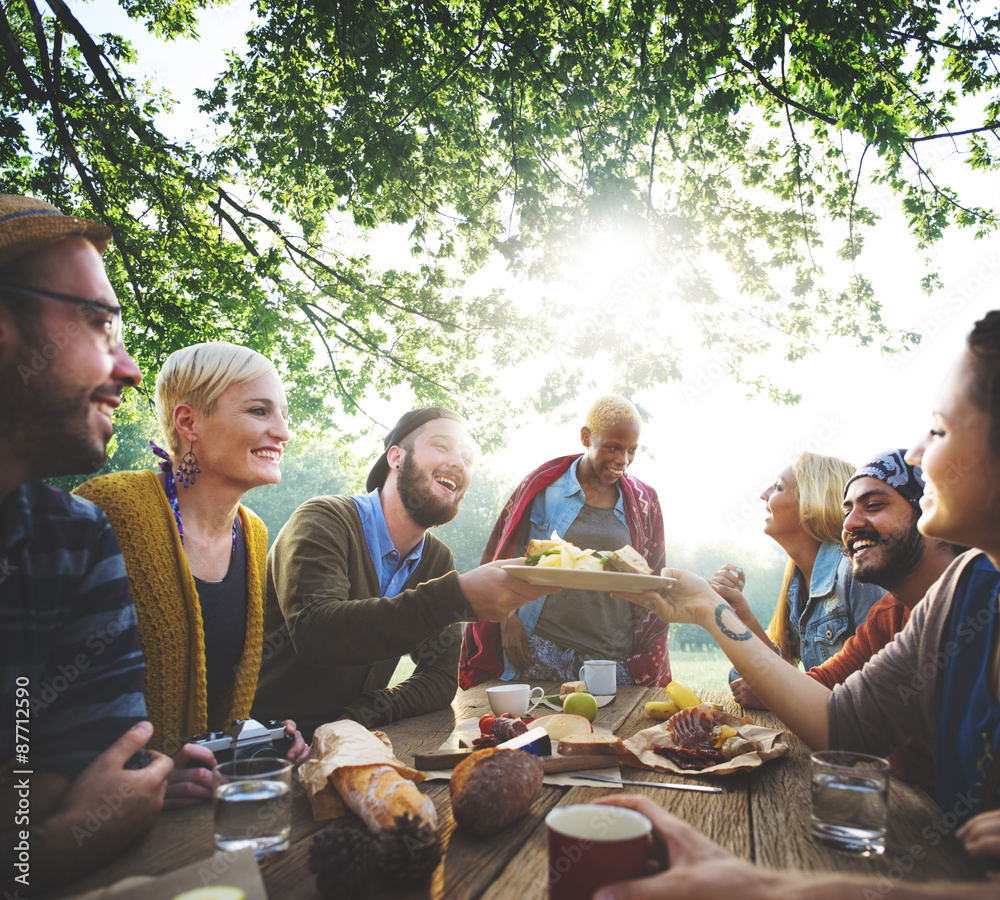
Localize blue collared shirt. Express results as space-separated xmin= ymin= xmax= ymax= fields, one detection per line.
xmin=501 ymin=459 xmax=629 ymax=679
xmin=352 ymin=489 xmax=426 ymax=597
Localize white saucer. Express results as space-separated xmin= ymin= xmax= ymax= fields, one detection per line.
xmin=541 ymin=694 xmax=616 ymax=711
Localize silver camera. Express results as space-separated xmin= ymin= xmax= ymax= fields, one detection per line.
xmin=190 ymin=718 xmax=292 ymax=763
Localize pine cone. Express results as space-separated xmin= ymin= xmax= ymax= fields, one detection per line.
xmin=309 ymin=819 xmax=379 ymax=898
xmin=377 ymin=813 xmax=443 ymax=883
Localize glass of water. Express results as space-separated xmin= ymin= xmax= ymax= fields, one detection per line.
xmin=810 ymin=750 xmax=890 ymax=857
xmin=213 ymin=757 xmax=293 ymax=858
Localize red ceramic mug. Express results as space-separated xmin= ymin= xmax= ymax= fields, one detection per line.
xmin=546 ymin=804 xmax=652 ymax=900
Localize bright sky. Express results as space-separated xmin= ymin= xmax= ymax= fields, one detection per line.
xmin=81 ymin=1 xmax=999 ymax=554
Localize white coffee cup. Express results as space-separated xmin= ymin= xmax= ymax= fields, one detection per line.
xmin=486 ymin=683 xmax=545 ymax=717
xmin=579 ymin=659 xmax=617 ymax=696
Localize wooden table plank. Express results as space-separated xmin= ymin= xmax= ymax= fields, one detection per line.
xmin=350 ymin=683 xmax=647 ymax=900
xmin=747 ymin=709 xmax=985 ymax=883
xmin=46 ymin=682 xmax=982 ymax=899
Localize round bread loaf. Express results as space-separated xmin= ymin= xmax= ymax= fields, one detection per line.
xmin=449 ymin=748 xmax=543 ymax=835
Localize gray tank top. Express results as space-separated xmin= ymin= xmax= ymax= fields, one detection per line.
xmin=533 ymin=503 xmax=634 ymax=659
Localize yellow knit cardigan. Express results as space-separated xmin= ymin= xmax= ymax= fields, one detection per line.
xmin=74 ymin=470 xmax=266 ymax=754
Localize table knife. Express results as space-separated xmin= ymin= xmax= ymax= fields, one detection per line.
xmin=413 ymin=747 xmax=616 ymax=773
xmin=570 ymin=772 xmax=724 ymax=792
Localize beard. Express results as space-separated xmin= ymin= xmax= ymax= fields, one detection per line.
xmin=396 ymin=452 xmax=464 ymax=529
xmin=2 ymin=360 xmax=110 ymax=477
xmin=850 ymin=517 xmax=925 ymax=592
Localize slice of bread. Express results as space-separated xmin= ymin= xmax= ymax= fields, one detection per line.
xmin=604 ymin=545 xmax=652 ymax=575
xmin=559 ymin=680 xmax=588 ymax=697
xmin=557 ymin=733 xmax=624 ymax=756
xmin=526 ymin=539 xmax=562 ymax=558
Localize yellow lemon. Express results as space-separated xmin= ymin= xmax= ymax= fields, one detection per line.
xmin=562 ymin=691 xmax=598 ymax=722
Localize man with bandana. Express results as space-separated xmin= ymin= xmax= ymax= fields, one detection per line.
xmin=729 ymin=449 xmax=959 ymax=788
xmin=253 ymin=407 xmax=551 ymax=737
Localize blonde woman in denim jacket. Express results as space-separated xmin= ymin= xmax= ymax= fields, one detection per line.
xmin=715 ymin=451 xmax=883 ymax=706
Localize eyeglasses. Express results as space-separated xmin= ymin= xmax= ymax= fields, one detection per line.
xmin=0 ymin=283 xmax=122 ymax=353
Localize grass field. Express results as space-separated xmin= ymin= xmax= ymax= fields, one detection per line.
xmin=388 ymin=647 xmax=734 ymax=692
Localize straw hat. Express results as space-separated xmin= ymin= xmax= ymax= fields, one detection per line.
xmin=0 ymin=194 xmax=111 ymax=268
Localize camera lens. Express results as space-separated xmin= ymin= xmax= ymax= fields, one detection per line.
xmin=233 ymin=741 xmax=283 ymax=763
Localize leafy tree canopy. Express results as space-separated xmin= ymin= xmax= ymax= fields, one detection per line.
xmin=3 ymin=0 xmax=997 ymax=438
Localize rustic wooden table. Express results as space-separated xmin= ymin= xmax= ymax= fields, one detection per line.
xmin=53 ymin=683 xmax=985 ymax=899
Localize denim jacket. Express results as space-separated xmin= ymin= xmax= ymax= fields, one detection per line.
xmin=501 ymin=459 xmax=629 ymax=680
xmin=788 ymin=542 xmax=884 ymax=670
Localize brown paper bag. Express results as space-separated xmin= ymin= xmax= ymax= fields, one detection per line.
xmin=298 ymin=720 xmax=424 ymax=820
xmin=622 ymin=707 xmax=788 ymax=776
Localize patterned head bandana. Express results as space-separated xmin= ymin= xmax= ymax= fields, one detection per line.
xmin=844 ymin=448 xmax=925 ymax=506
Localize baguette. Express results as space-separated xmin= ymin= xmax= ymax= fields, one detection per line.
xmin=557 ymin=733 xmax=624 ymax=756
xmin=330 ymin=764 xmax=437 ymax=833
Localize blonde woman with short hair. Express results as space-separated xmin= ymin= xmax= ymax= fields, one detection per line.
xmin=76 ymin=341 xmax=308 ymax=806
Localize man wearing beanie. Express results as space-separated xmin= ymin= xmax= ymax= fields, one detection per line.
xmin=254 ymin=407 xmax=550 ymax=737
xmin=0 ymin=195 xmax=172 ymax=889
xmin=735 ymin=449 xmax=958 ymax=789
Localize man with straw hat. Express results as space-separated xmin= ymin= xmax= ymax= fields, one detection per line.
xmin=0 ymin=195 xmax=172 ymax=890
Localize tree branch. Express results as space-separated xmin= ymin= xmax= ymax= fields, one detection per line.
xmin=0 ymin=4 xmax=44 ymax=102
xmin=647 ymin=116 xmax=661 ymax=213
xmin=733 ymin=51 xmax=839 ymax=126
xmin=908 ymin=123 xmax=1000 ymax=143
xmin=215 ymin=187 xmax=489 ymax=337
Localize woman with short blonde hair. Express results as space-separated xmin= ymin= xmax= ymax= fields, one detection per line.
xmin=76 ymin=341 xmax=307 ymax=807
xmin=155 ymin=341 xmax=276 ymax=459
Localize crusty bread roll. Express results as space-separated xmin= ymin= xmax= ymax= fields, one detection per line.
xmin=556 ymin=733 xmax=624 ymax=756
xmin=331 ymin=764 xmax=437 ymax=833
xmin=449 ymin=748 xmax=543 ymax=835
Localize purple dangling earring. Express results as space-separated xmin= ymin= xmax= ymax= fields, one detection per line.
xmin=176 ymin=441 xmax=200 ymax=487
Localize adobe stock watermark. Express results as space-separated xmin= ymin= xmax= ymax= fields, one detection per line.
xmin=897 ymin=599 xmax=996 ymax=706
xmin=887 ymin=252 xmax=1000 ymax=375
xmin=860 ymin=791 xmax=980 ymax=899
xmin=70 ymin=782 xmax=138 ymax=847
xmin=679 ymin=293 xmax=806 ymax=405
xmin=16 ymin=302 xmax=107 ymax=386
xmin=10 ymin=676 xmax=32 ymax=890
xmin=724 ymin=416 xmax=844 ymax=535
xmin=28 ymin=600 xmax=139 ymax=717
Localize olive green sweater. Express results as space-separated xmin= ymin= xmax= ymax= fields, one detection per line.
xmin=252 ymin=495 xmax=474 ymax=736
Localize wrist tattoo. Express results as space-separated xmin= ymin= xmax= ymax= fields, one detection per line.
xmin=715 ymin=603 xmax=752 ymax=642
